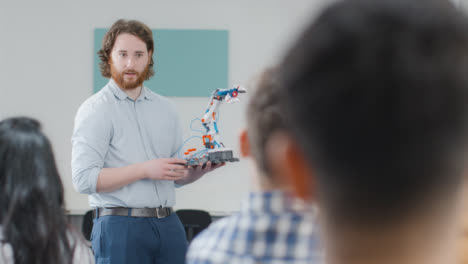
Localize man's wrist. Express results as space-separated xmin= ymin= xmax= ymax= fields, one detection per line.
xmin=132 ymin=163 xmax=147 ymax=181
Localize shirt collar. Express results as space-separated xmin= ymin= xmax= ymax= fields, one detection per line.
xmin=241 ymin=190 xmax=316 ymax=215
xmin=139 ymin=85 xmax=156 ymax=101
xmin=108 ymin=78 xmax=155 ymax=101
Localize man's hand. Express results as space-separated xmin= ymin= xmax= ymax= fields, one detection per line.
xmin=142 ymin=158 xmax=189 ymax=181
xmin=175 ymin=161 xmax=225 ymax=186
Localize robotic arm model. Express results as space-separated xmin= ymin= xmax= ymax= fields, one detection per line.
xmin=201 ymin=85 xmax=246 ymax=149
xmin=185 ymin=85 xmax=246 ymax=165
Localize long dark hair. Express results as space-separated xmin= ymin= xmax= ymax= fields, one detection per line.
xmin=0 ymin=117 xmax=74 ymax=264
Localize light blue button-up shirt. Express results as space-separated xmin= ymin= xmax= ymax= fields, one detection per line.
xmin=71 ymin=79 xmax=183 ymax=208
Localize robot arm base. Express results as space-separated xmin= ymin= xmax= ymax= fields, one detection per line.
xmin=186 ymin=149 xmax=239 ymax=166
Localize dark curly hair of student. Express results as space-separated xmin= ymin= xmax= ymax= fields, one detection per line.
xmin=279 ymin=0 xmax=468 ymax=224
xmin=0 ymin=117 xmax=75 ymax=264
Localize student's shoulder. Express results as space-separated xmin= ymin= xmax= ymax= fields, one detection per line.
xmin=187 ymin=215 xmax=243 ymax=264
xmin=190 ymin=213 xmax=241 ymax=245
xmin=0 ymin=242 xmax=13 ymax=264
xmin=67 ymin=229 xmax=95 ymax=264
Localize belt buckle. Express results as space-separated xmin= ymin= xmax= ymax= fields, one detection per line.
xmin=156 ymin=207 xmax=166 ymax=218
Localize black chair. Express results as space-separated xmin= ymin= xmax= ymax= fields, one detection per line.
xmin=81 ymin=210 xmax=94 ymax=241
xmin=176 ymin=209 xmax=212 ymax=242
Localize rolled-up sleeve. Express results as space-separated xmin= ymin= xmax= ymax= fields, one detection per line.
xmin=71 ymin=99 xmax=112 ymax=194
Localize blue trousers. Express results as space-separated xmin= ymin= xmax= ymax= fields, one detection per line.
xmin=91 ymin=213 xmax=188 ymax=264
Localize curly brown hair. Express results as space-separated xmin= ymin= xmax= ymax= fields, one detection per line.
xmin=98 ymin=19 xmax=155 ymax=79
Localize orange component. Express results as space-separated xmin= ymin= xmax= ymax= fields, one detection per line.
xmin=211 ymin=145 xmax=214 ymax=149
xmin=184 ymin=152 xmax=189 ymax=155
xmin=202 ymin=119 xmax=205 ymax=122
xmin=203 ymin=135 xmax=212 ymax=144
xmin=189 ymin=148 xmax=197 ymax=152
xmin=212 ymin=112 xmax=216 ymax=120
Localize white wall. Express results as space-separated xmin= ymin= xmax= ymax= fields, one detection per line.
xmin=0 ymin=0 xmax=330 ymax=213
xmin=462 ymin=0 xmax=468 ymax=9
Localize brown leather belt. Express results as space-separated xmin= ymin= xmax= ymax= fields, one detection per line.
xmin=93 ymin=207 xmax=173 ymax=218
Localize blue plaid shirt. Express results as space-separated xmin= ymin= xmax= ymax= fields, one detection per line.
xmin=186 ymin=191 xmax=322 ymax=264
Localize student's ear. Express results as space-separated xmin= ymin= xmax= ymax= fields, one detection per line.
xmin=239 ymin=128 xmax=251 ymax=158
xmin=266 ymin=131 xmax=317 ymax=201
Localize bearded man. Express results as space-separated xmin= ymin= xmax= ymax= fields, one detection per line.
xmin=71 ymin=19 xmax=222 ymax=264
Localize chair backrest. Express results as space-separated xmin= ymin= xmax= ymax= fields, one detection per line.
xmin=81 ymin=210 xmax=94 ymax=241
xmin=176 ymin=209 xmax=212 ymax=242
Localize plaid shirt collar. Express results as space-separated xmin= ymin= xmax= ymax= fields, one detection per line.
xmin=241 ymin=190 xmax=317 ymax=216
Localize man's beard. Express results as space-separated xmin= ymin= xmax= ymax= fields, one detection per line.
xmin=110 ymin=64 xmax=150 ymax=90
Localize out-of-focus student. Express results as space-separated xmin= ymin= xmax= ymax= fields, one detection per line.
xmin=0 ymin=117 xmax=94 ymax=264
